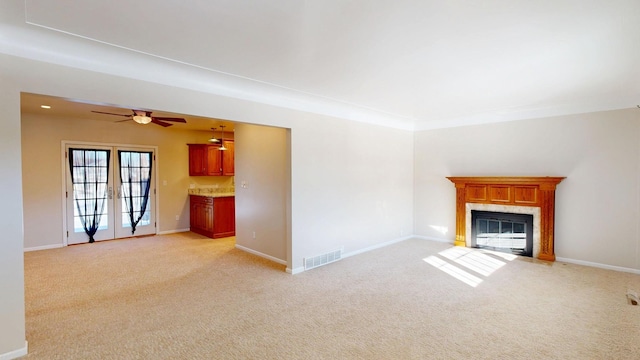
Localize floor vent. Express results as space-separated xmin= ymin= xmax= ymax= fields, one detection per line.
xmin=304 ymin=248 xmax=343 ymax=270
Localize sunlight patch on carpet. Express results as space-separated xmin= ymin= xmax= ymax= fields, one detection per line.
xmin=424 ymin=246 xmax=517 ymax=287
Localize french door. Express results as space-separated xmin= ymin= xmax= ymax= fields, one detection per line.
xmin=65 ymin=144 xmax=156 ymax=245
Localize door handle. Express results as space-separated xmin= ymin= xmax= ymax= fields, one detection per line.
xmin=108 ymin=187 xmax=113 ymax=199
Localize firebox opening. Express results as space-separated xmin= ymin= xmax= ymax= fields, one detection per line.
xmin=471 ymin=211 xmax=534 ymax=257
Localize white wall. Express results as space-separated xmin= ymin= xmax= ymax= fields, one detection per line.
xmin=0 ymin=73 xmax=27 ymax=358
xmin=234 ymin=123 xmax=289 ymax=263
xmin=0 ymin=50 xmax=416 ymax=356
xmin=290 ymin=116 xmax=414 ymax=272
xmin=414 ymin=109 xmax=640 ymax=270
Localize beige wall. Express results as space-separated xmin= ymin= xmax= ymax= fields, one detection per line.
xmin=0 ymin=72 xmax=27 ymax=359
xmin=4 ymin=34 xmax=640 ymax=360
xmin=290 ymin=115 xmax=414 ymax=272
xmin=414 ymin=109 xmax=640 ymax=270
xmin=1 ymin=51 xmax=417 ymax=356
xmin=9 ymin=53 xmax=415 ymax=271
xmin=21 ymin=113 xmax=235 ymax=249
xmin=234 ymin=123 xmax=289 ymax=262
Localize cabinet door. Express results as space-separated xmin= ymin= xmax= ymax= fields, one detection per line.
xmin=206 ymin=145 xmax=222 ymax=176
xmin=188 ymin=145 xmax=207 ymax=176
xmin=222 ymin=140 xmax=234 ymax=176
xmin=213 ymin=196 xmax=235 ymax=238
xmin=201 ymin=201 xmax=213 ymax=232
xmin=189 ymin=198 xmax=198 ymax=229
xmin=190 ymin=195 xmax=214 ymax=236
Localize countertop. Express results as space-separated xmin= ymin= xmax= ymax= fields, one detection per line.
xmin=188 ymin=188 xmax=235 ymax=198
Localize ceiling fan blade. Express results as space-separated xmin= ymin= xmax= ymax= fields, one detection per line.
xmin=151 ymin=116 xmax=186 ymax=123
xmin=115 ymin=119 xmax=132 ymax=123
xmin=91 ymin=110 xmax=132 ymax=118
xmin=151 ymin=119 xmax=173 ymax=127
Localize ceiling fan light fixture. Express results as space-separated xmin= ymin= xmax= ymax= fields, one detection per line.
xmin=91 ymin=109 xmax=185 ymax=127
xmin=133 ymin=114 xmax=152 ymax=124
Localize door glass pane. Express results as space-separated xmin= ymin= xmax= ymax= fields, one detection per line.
xmin=70 ymin=149 xmax=110 ymax=233
xmin=119 ymin=151 xmax=152 ymax=229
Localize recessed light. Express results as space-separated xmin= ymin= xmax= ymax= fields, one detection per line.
xmin=40 ymin=105 xmax=51 ymax=109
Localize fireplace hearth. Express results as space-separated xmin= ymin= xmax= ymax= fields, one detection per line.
xmin=447 ymin=177 xmax=564 ymax=261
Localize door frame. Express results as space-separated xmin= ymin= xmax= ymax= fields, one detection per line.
xmin=60 ymin=140 xmax=160 ymax=246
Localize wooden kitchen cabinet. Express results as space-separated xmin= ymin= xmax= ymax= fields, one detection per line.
xmin=187 ymin=142 xmax=233 ymax=176
xmin=190 ymin=195 xmax=213 ymax=235
xmin=221 ymin=140 xmax=234 ymax=176
xmin=189 ymin=195 xmax=235 ymax=238
xmin=212 ymin=196 xmax=235 ymax=238
xmin=188 ymin=144 xmax=207 ymax=176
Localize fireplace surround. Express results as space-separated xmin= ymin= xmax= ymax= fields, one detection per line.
xmin=447 ymin=177 xmax=565 ymax=261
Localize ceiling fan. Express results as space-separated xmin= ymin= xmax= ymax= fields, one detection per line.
xmin=91 ymin=109 xmax=187 ymax=127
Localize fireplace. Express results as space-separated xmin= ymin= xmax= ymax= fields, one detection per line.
xmin=447 ymin=177 xmax=564 ymax=261
xmin=471 ymin=210 xmax=534 ymax=257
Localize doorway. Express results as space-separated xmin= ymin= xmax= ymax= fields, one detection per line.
xmin=64 ymin=143 xmax=157 ymax=245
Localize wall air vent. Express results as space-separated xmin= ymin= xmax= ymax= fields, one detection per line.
xmin=304 ymin=248 xmax=343 ymax=271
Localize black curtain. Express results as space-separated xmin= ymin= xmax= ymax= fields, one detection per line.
xmin=119 ymin=151 xmax=152 ymax=234
xmin=69 ymin=149 xmax=110 ymax=243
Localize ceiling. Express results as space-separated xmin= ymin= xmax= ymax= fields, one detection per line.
xmin=9 ymin=1 xmax=640 ymax=130
xmin=20 ymin=92 xmax=235 ymax=132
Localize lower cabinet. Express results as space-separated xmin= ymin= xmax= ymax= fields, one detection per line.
xmin=189 ymin=195 xmax=235 ymax=238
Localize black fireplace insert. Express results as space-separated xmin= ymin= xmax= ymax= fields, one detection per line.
xmin=471 ymin=210 xmax=533 ymax=257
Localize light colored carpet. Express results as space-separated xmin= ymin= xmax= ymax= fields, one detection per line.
xmin=23 ymin=233 xmax=640 ymax=359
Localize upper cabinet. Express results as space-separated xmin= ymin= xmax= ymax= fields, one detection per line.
xmin=221 ymin=140 xmax=234 ymax=176
xmin=188 ymin=140 xmax=234 ymax=176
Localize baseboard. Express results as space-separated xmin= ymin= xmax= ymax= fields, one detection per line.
xmin=24 ymin=244 xmax=64 ymax=252
xmin=410 ymin=238 xmax=639 ymax=274
xmin=289 ymin=235 xmax=416 ymax=275
xmin=556 ymin=257 xmax=640 ymax=275
xmin=413 ymin=235 xmax=454 ymax=244
xmin=235 ymin=244 xmax=286 ymax=266
xmin=342 ymin=235 xmax=414 ymax=259
xmin=286 ymin=266 xmax=305 ymax=275
xmin=25 ymin=230 xmax=192 ymax=251
xmin=0 ymin=341 xmax=28 ymax=360
xmin=157 ymin=228 xmax=190 ymax=235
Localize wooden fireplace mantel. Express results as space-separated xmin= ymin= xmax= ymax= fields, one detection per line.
xmin=446 ymin=176 xmax=565 ymax=261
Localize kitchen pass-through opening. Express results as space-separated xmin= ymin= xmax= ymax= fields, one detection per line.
xmin=471 ymin=211 xmax=533 ymax=257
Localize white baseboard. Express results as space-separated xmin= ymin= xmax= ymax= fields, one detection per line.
xmin=235 ymin=244 xmax=286 ymax=266
xmin=0 ymin=341 xmax=28 ymax=360
xmin=414 ymin=238 xmax=640 ymax=274
xmin=24 ymin=229 xmax=192 ymax=252
xmin=413 ymin=235 xmax=454 ymax=244
xmin=286 ymin=266 xmax=305 ymax=275
xmin=157 ymin=228 xmax=190 ymax=235
xmin=342 ymin=235 xmax=414 ymax=259
xmin=24 ymin=244 xmax=64 ymax=252
xmin=556 ymin=257 xmax=640 ymax=275
xmin=290 ymin=235 xmax=415 ymax=275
